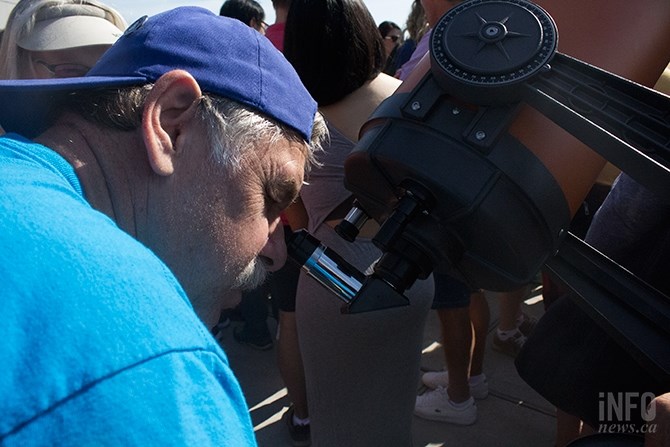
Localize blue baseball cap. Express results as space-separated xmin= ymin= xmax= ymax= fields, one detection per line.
xmin=0 ymin=6 xmax=317 ymax=141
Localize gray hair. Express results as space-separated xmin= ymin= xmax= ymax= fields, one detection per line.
xmin=199 ymin=94 xmax=326 ymax=175
xmin=62 ymin=85 xmax=327 ymax=174
xmin=0 ymin=0 xmax=128 ymax=79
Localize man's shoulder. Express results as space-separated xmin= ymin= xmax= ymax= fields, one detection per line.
xmin=0 ymin=244 xmax=233 ymax=442
xmin=0 ymin=340 xmax=253 ymax=445
xmin=0 ymin=141 xmax=233 ymax=441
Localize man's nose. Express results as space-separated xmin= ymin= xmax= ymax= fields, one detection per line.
xmin=259 ymin=219 xmax=286 ymax=272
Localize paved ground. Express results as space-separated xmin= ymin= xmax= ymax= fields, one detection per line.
xmin=217 ymin=288 xmax=557 ymax=447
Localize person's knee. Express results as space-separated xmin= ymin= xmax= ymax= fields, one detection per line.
xmin=646 ymin=393 xmax=670 ymax=447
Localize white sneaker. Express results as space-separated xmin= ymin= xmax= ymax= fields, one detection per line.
xmin=414 ymin=387 xmax=477 ymax=425
xmin=493 ymin=330 xmax=527 ymax=358
xmin=421 ymin=371 xmax=489 ymax=399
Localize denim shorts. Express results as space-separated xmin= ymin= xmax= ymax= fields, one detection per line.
xmin=431 ymin=272 xmax=473 ymax=309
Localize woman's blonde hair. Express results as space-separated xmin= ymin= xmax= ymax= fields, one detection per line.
xmin=404 ymin=0 xmax=429 ymax=42
xmin=0 ymin=0 xmax=126 ymax=79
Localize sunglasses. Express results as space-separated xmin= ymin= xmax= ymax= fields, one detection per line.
xmin=35 ymin=60 xmax=91 ymax=78
xmin=385 ymin=35 xmax=401 ymax=43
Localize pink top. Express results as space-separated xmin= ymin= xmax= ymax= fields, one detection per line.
xmin=396 ymin=29 xmax=431 ymax=81
xmin=265 ymin=22 xmax=285 ymax=52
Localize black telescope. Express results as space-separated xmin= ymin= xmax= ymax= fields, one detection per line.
xmin=288 ymin=0 xmax=670 ymax=382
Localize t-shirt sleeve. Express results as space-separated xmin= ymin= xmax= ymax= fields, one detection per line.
xmin=3 ymin=350 xmax=257 ymax=446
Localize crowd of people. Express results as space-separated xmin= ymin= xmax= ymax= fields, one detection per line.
xmin=0 ymin=0 xmax=668 ymax=446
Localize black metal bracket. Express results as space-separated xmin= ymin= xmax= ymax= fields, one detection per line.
xmin=524 ymin=53 xmax=670 ymax=199
xmin=545 ymin=234 xmax=670 ymax=383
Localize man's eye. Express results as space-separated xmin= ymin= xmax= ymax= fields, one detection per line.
xmin=264 ymin=191 xmax=285 ymax=217
xmin=265 ymin=180 xmax=297 ymax=215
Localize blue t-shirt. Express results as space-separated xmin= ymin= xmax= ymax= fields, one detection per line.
xmin=0 ymin=134 xmax=257 ymax=446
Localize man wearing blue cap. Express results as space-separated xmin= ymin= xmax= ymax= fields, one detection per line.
xmin=0 ymin=7 xmax=325 ymax=445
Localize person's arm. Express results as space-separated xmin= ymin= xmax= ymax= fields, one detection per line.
xmin=6 ymin=351 xmax=257 ymax=446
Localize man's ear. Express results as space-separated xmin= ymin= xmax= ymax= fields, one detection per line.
xmin=142 ymin=70 xmax=202 ymax=176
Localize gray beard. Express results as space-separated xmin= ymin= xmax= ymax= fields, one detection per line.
xmin=231 ymin=257 xmax=268 ymax=290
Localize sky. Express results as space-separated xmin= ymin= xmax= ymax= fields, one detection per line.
xmin=2 ymin=1 xmax=412 ymax=33
xmin=102 ymin=0 xmax=412 ymax=28
xmin=104 ymin=0 xmax=411 ymax=31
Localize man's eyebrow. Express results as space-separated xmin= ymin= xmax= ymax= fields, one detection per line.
xmin=267 ymin=176 xmax=301 ymax=206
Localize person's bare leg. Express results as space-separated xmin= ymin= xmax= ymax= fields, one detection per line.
xmin=277 ymin=310 xmax=308 ymax=419
xmin=497 ymin=286 xmax=528 ymax=331
xmin=437 ymin=307 xmax=472 ymax=403
xmin=468 ymin=290 xmax=490 ymax=377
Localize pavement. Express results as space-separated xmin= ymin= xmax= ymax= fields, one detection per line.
xmin=216 ymin=287 xmax=557 ymax=447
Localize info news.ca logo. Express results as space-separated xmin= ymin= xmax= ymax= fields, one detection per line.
xmin=598 ymin=392 xmax=657 ymax=434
